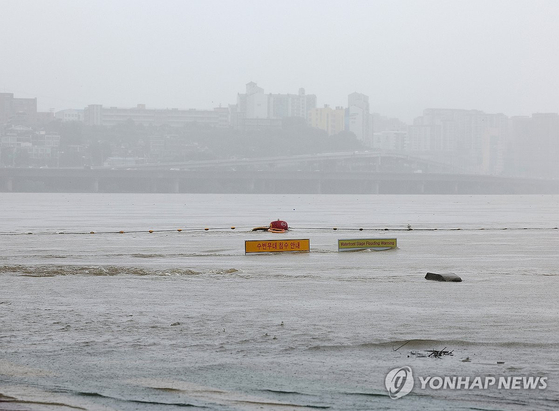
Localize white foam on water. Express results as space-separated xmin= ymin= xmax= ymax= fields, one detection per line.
xmin=127 ymin=378 xmax=322 ymax=410
xmin=0 ymin=386 xmax=117 ymax=411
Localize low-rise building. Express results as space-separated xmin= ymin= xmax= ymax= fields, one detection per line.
xmin=0 ymin=126 xmax=60 ymax=166
xmin=55 ymin=109 xmax=84 ymax=122
xmin=83 ymin=104 xmax=228 ymax=128
xmin=373 ymin=130 xmax=408 ymax=151
xmin=0 ymin=93 xmax=38 ymax=126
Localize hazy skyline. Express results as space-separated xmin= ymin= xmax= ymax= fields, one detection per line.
xmin=1 ymin=0 xmax=558 ymax=122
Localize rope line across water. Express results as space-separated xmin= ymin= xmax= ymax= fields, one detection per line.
xmin=0 ymin=226 xmax=556 ymax=236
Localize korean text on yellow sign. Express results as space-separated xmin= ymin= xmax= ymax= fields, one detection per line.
xmin=245 ymin=239 xmax=310 ymax=254
xmin=338 ymin=238 xmax=397 ymax=251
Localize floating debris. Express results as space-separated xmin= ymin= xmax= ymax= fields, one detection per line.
xmin=408 ymin=347 xmax=454 ymax=359
xmin=426 ymin=347 xmax=454 ymax=358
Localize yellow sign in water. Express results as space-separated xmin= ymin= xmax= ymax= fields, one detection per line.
xmin=245 ymin=239 xmax=310 ymax=254
xmin=338 ymin=238 xmax=397 ymax=251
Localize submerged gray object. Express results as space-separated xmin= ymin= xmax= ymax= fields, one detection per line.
xmin=425 ymin=272 xmax=462 ymax=282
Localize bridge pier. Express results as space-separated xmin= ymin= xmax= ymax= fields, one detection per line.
xmin=90 ymin=178 xmax=99 ymax=193
xmin=248 ymin=178 xmax=255 ymax=193
xmin=0 ymin=177 xmax=13 ymax=192
xmin=148 ymin=178 xmax=157 ymax=193
xmin=362 ymin=180 xmax=380 ymax=194
xmin=171 ymin=178 xmax=179 ymax=193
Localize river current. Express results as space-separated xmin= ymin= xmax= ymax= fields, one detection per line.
xmin=0 ymin=193 xmax=558 ymax=410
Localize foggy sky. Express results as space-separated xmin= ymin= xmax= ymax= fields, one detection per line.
xmin=1 ymin=0 xmax=558 ymax=122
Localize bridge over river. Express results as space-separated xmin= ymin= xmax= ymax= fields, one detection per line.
xmin=0 ymin=167 xmax=556 ymax=194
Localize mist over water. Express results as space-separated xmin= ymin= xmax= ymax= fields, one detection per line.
xmin=1 ymin=193 xmax=558 ymax=410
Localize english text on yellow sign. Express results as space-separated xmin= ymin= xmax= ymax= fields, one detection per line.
xmin=245 ymin=239 xmax=310 ymax=254
xmin=338 ymin=238 xmax=397 ymax=251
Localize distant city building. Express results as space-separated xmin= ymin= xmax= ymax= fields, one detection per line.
xmin=347 ymin=92 xmax=372 ymax=145
xmin=372 ymin=113 xmax=408 ymax=133
xmin=308 ymin=105 xmax=345 ymax=135
xmin=0 ymin=126 xmax=60 ymax=166
xmin=233 ymin=82 xmax=317 ymax=129
xmin=410 ymin=108 xmax=509 ymax=174
xmin=213 ymin=106 xmax=231 ymax=128
xmin=268 ymin=88 xmax=317 ymax=120
xmin=84 ymin=104 xmax=102 ymax=126
xmin=370 ymin=113 xmax=409 ymax=151
xmin=35 ymin=111 xmax=55 ymax=126
xmin=243 ymin=82 xmax=268 ymax=119
xmin=407 ymin=124 xmax=441 ymax=151
xmin=509 ymin=113 xmax=559 ymax=178
xmin=0 ymin=93 xmax=38 ymax=126
xmin=372 ymin=130 xmax=408 ymax=151
xmin=83 ymin=104 xmax=228 ymax=128
xmin=508 ymin=115 xmax=531 ymax=175
xmin=480 ymin=125 xmax=506 ymax=175
xmin=228 ymin=103 xmax=242 ymax=129
xmin=55 ymin=109 xmax=84 ymax=122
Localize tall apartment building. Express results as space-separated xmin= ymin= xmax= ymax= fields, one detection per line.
xmin=347 ymin=92 xmax=372 ymax=145
xmin=240 ymin=82 xmax=268 ymax=119
xmin=268 ymin=88 xmax=317 ymax=120
xmin=532 ymin=113 xmax=559 ymax=178
xmin=233 ymin=82 xmax=317 ymax=128
xmin=407 ymin=123 xmax=442 ymax=152
xmin=308 ymin=105 xmax=345 ymax=135
xmin=509 ymin=113 xmax=559 ymax=178
xmin=83 ymin=104 xmax=228 ymax=128
xmin=410 ymin=108 xmax=509 ymax=174
xmin=84 ymin=104 xmax=102 ymax=126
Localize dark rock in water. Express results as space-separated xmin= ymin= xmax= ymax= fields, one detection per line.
xmin=425 ymin=272 xmax=462 ymax=282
